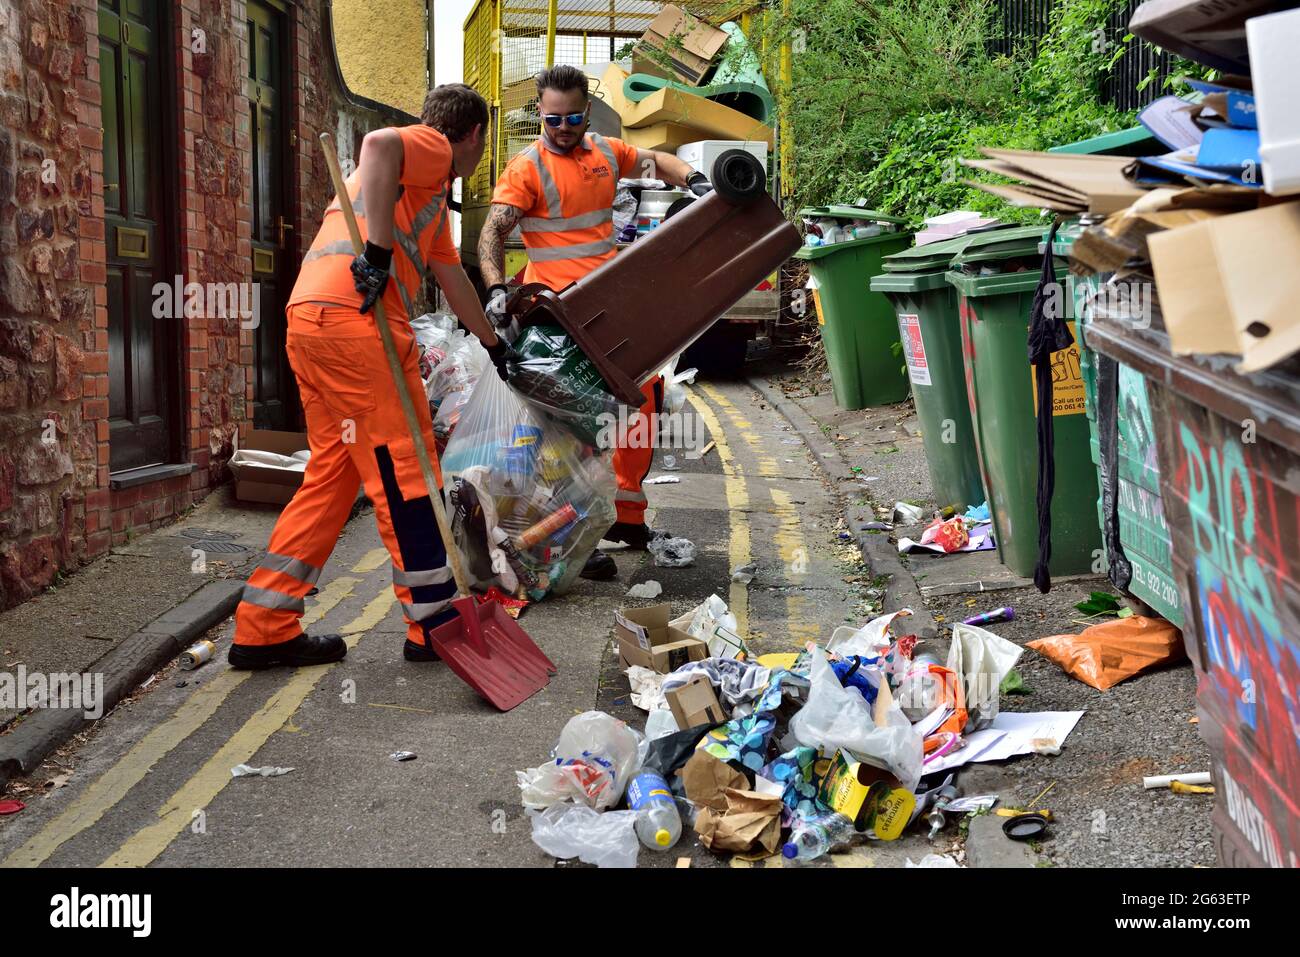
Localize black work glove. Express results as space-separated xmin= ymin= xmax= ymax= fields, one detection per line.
xmin=485 ymin=336 xmax=520 ymax=383
xmin=350 ymin=241 xmax=392 ymax=314
xmin=485 ymin=283 xmax=511 ymax=328
xmin=686 ymin=171 xmax=713 ymax=197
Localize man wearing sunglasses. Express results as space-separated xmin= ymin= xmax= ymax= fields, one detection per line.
xmin=478 ymin=65 xmax=711 ymax=581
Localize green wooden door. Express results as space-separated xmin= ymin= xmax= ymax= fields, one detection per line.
xmin=100 ymin=0 xmax=176 ymax=472
xmin=247 ymin=0 xmax=299 ymax=430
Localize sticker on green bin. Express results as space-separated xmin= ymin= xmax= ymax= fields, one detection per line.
xmin=1030 ymin=322 xmax=1087 ymax=417
xmin=897 ymin=314 xmax=930 ymax=385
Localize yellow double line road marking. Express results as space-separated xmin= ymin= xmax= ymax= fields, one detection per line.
xmin=101 ymin=587 xmax=393 ymax=868
xmin=3 ymin=564 xmax=373 ymax=869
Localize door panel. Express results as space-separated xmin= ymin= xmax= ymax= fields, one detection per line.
xmin=248 ymin=0 xmax=299 ymax=431
xmin=100 ymin=0 xmax=176 ymax=472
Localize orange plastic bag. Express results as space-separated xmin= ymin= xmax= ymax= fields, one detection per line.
xmin=1027 ymin=616 xmax=1184 ymax=691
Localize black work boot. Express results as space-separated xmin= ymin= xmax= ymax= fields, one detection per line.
xmin=228 ymin=633 xmax=347 ymax=670
xmin=403 ymin=639 xmax=442 ymax=662
xmin=604 ymin=521 xmax=653 ymax=550
xmin=580 ymin=548 xmax=618 ymax=581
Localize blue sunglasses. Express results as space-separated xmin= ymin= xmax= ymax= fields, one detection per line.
xmin=542 ymin=110 xmax=587 ymax=128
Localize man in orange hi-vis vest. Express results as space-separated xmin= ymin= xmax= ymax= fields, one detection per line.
xmin=230 ymin=84 xmax=518 ymax=670
xmin=477 ymin=65 xmax=712 ymax=580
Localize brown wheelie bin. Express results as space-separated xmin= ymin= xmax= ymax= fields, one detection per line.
xmin=508 ymin=150 xmax=800 ymax=406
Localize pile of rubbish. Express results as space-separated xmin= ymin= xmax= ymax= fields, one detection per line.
xmin=895 ymin=501 xmax=997 ymax=556
xmin=519 ymin=600 xmax=1084 ymax=867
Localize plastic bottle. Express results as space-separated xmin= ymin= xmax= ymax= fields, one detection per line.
xmin=782 ymin=810 xmax=857 ymax=863
xmin=626 ymin=770 xmax=682 ymax=851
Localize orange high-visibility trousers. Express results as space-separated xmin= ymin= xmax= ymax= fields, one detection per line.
xmin=611 ymin=376 xmax=664 ymax=526
xmin=233 ymin=302 xmax=456 ymax=649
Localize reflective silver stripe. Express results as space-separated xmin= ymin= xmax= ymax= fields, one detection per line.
xmin=587 ymin=133 xmax=620 ymax=175
xmin=394 ymin=276 xmax=416 ymax=318
xmin=409 ymin=186 xmax=448 ymax=237
xmin=241 ymin=585 xmax=305 ymax=613
xmin=393 ymin=228 xmax=430 ymax=281
xmin=392 ymin=564 xmax=453 ymax=588
xmin=615 ymin=489 xmax=647 ymax=503
xmin=526 ymin=238 xmax=615 ymax=262
xmin=524 ymin=145 xmax=563 ymax=218
xmin=403 ymin=599 xmax=452 ymax=623
xmin=302 ymin=238 xmax=356 ymax=264
xmin=520 ymin=208 xmax=612 ymax=232
xmin=326 ymin=187 xmax=366 ymax=215
xmin=258 ymin=553 xmax=322 ymax=585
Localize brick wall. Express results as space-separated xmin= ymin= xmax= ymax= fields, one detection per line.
xmin=0 ymin=0 xmax=417 ymax=611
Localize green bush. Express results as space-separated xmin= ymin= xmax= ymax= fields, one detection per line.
xmin=746 ymin=0 xmax=1146 ymax=224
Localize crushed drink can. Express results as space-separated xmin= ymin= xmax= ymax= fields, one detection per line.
xmin=180 ymin=639 xmax=216 ymax=671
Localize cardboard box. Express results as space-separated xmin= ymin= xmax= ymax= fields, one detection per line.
xmin=665 ymin=674 xmax=727 ymax=729
xmin=1148 ymin=201 xmax=1300 ymax=373
xmin=632 ymin=5 xmax=728 ymax=86
xmin=617 ymin=636 xmax=708 ymax=674
xmin=816 ymin=750 xmax=916 ymax=838
xmin=676 ymin=140 xmax=768 ymax=178
xmin=228 ymin=431 xmax=310 ymax=506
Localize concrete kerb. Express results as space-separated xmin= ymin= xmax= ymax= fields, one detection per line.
xmin=0 ymin=579 xmax=244 ymax=793
xmin=745 ymin=375 xmax=939 ymax=640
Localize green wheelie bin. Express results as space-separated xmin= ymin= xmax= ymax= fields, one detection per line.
xmin=945 ymin=227 xmax=1102 ymax=578
xmin=795 ymin=208 xmax=912 ymax=410
xmin=869 ymin=233 xmax=986 ymax=511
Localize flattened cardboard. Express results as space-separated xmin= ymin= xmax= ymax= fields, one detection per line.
xmin=633 ymin=5 xmax=729 ymax=86
xmin=1148 ymin=201 xmax=1300 ymax=372
xmin=979 ymin=148 xmax=1147 ymax=214
xmin=665 ymin=674 xmax=727 ymax=730
xmin=965 ymin=179 xmax=1084 ymax=213
xmin=622 ymin=87 xmax=774 ymax=147
xmin=229 ymin=430 xmax=310 ymax=506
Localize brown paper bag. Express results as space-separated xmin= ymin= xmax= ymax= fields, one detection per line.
xmin=678 ymin=750 xmax=747 ymax=812
xmin=1028 ymin=616 xmax=1184 ymax=691
xmin=694 ymin=788 xmax=783 ymax=854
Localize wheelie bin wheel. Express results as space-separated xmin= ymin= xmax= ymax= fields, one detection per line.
xmin=711 ymin=150 xmax=766 ymax=204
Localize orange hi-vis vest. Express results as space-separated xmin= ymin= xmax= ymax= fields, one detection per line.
xmin=491 ymin=132 xmax=639 ymax=291
xmin=290 ymin=124 xmax=460 ymax=319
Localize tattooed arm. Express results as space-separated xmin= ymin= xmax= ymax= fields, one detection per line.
xmin=477 ymin=203 xmax=524 ymax=289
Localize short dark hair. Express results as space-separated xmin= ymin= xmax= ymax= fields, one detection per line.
xmin=535 ymin=65 xmax=589 ymax=101
xmin=421 ymin=83 xmax=488 ymax=142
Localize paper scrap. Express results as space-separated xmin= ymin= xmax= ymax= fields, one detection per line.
xmin=925 ymin=711 xmax=1084 ymax=773
xmin=231 ymin=764 xmax=295 ymax=778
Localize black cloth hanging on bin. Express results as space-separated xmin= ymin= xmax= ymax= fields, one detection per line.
xmin=1095 ymin=349 xmax=1133 ymax=591
xmin=1027 ymin=221 xmax=1072 ymax=594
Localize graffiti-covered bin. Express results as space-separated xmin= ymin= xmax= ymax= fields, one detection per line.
xmin=1087 ymin=319 xmax=1300 ymax=869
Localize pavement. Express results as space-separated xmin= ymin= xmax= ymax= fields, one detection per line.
xmin=0 ymin=366 xmax=1213 ymax=868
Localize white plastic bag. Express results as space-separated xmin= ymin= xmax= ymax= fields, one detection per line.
xmin=946 ymin=622 xmax=1023 ymax=730
xmin=826 ymin=609 xmax=913 ymax=659
xmin=516 ymin=711 xmax=645 ymax=810
xmin=647 ymin=536 xmax=696 ymax=568
xmin=672 ymin=594 xmax=746 ymax=659
xmin=529 ymin=804 xmax=639 ymax=868
xmin=656 ymin=354 xmax=697 ymax=417
xmin=789 ymin=647 xmax=924 ymax=791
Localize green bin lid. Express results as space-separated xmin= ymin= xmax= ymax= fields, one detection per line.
xmin=945 ymin=265 xmax=1067 ymax=298
xmin=869 ymin=269 xmax=952 ymax=293
xmin=881 ymin=232 xmax=983 ymax=272
xmin=793 ymin=231 xmax=912 ymax=260
xmin=950 ymin=225 xmax=1050 ymax=266
xmin=799 ymin=205 xmax=908 ymax=224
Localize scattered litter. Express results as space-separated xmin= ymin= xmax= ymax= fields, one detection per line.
xmin=1031 ymin=738 xmax=1062 ymax=756
xmin=898 ymin=520 xmax=996 ymax=554
xmin=644 ymin=708 xmax=680 ymax=740
xmin=963 ymin=501 xmax=991 ymax=522
xmin=925 ymin=711 xmax=1084 ymax=773
xmin=517 ymin=711 xmax=644 ymax=811
xmin=698 ymin=440 xmax=716 ymax=458
xmin=661 ymin=454 xmax=681 ymax=470
xmin=1002 ymin=813 xmax=1049 ymax=841
xmin=862 ymin=521 xmax=892 ymax=531
xmin=647 ymin=536 xmax=697 ymax=568
xmin=529 ymin=804 xmax=640 ymax=869
xmin=626 ymin=580 xmax=663 ymax=599
xmin=947 ymin=794 xmax=999 ymax=813
xmin=696 ymin=788 xmax=783 ymax=855
xmin=906 ymin=853 xmax=962 ymax=867
xmin=231 ymin=764 xmax=295 ymax=778
xmin=1028 ymin=616 xmax=1184 ymax=690
xmin=180 ymin=639 xmax=216 ymax=671
xmin=730 ymin=562 xmax=757 ymax=584
xmin=390 ymin=751 xmax=418 ymax=762
xmin=1143 ymin=771 xmax=1212 ymax=790
xmin=625 ymin=666 xmax=669 ymax=711
xmin=46 ymin=773 xmax=71 ymax=790
xmin=962 ymin=606 xmax=1014 ymax=626
xmin=892 ymin=502 xmax=925 ymax=524
xmin=0 ymin=800 xmax=25 ymax=816
xmin=1170 ymin=780 xmax=1215 ymax=795
xmin=644 ymin=475 xmax=680 ymax=485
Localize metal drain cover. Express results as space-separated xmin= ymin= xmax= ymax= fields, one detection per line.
xmin=177 ymin=528 xmax=238 ymax=542
xmin=187 ymin=540 xmax=248 ymax=554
